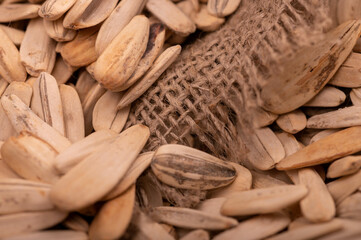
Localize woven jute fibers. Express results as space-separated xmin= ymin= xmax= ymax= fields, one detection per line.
xmin=128 ymin=0 xmax=330 ymax=170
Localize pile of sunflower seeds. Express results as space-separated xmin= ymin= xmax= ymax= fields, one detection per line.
xmin=1 ymin=0 xmax=361 ymax=239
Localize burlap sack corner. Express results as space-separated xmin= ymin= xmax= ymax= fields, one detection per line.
xmin=128 ymin=0 xmax=330 ymax=206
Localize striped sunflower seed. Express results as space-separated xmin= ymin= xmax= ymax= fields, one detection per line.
xmin=207 ymin=0 xmax=241 ymax=17
xmin=151 ymin=144 xmax=236 ymax=190
xmin=194 ymin=4 xmax=225 ymax=31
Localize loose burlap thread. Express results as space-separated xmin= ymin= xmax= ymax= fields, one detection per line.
xmin=128 ymin=0 xmax=330 ymax=205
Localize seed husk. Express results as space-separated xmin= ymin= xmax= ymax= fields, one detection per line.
xmin=0 ymin=25 xmax=24 ymax=46
xmin=276 ymin=109 xmax=307 ymax=134
xmin=39 ymin=0 xmax=77 ymax=20
xmin=146 ymin=0 xmax=196 ymax=36
xmin=276 ymin=126 xmax=361 ymax=170
xmin=92 ymin=90 xmax=130 ymax=133
xmin=55 ymin=129 xmax=117 ymax=174
xmin=0 ymin=4 xmax=40 ymax=22
xmin=20 ymin=18 xmax=56 ymax=77
xmin=213 ymin=213 xmax=290 ymax=240
xmin=251 ymin=170 xmax=288 ymax=189
xmin=276 ymin=132 xmax=303 ymax=157
xmin=95 ymin=0 xmax=147 ymax=54
xmin=50 ymin=124 xmax=149 ymax=211
xmin=330 ymin=52 xmax=361 ymax=88
xmin=117 ymin=45 xmax=181 ymax=109
xmin=151 ymin=144 xmax=236 ymax=190
xmin=104 ymin=151 xmax=154 ymax=200
xmin=268 ymin=219 xmax=342 ymax=240
xmin=0 ymin=179 xmax=53 ymax=214
xmin=0 ymin=82 xmax=33 ymax=141
xmin=207 ymin=0 xmax=242 ymax=17
xmin=1 ymin=94 xmax=71 ymax=152
xmin=180 ymin=229 xmax=209 ymax=240
xmin=149 ymin=206 xmax=238 ymax=230
xmin=63 ymin=0 xmax=118 ymax=30
xmin=89 ymin=185 xmax=135 ymax=240
xmin=327 ymin=169 xmax=361 ymax=204
xmin=0 ymin=210 xmax=68 ymax=239
xmin=221 ymin=185 xmax=308 ymax=216
xmin=260 ymin=20 xmax=361 ymax=114
xmin=303 ymin=86 xmax=346 ymax=107
xmin=299 ymin=167 xmax=335 ymax=223
xmin=327 ymin=155 xmax=361 ymax=178
xmin=60 ymin=26 xmax=98 ymax=68
xmin=43 ymin=16 xmax=76 ymax=42
xmin=94 ymin=15 xmax=150 ymax=92
xmin=0 ymin=28 xmax=27 ymax=83
xmin=62 ymin=213 xmax=89 ymax=233
xmin=121 ymin=22 xmax=166 ymax=90
xmin=194 ymin=4 xmax=225 ymax=31
xmin=1 ymin=132 xmax=60 ymax=184
xmin=254 ymin=127 xmax=285 ymax=164
xmin=3 ymin=230 xmax=88 ymax=240
xmin=31 ymin=72 xmax=65 ymax=135
xmin=51 ymin=56 xmax=78 ymax=85
xmin=208 ymin=162 xmax=252 ymax=198
xmin=59 ymin=84 xmax=85 ymax=143
xmin=75 ymin=70 xmax=97 ymax=103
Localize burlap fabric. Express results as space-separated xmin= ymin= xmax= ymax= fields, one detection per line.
xmin=128 ymin=0 xmax=330 ymax=168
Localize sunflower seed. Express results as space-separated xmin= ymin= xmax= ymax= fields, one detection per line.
xmin=63 ymin=0 xmax=118 ymax=30
xmin=221 ymin=185 xmax=308 ymax=216
xmin=94 ymin=15 xmax=149 ymax=92
xmin=0 ymin=28 xmax=27 ymax=83
xmin=1 ymin=132 xmax=60 ymax=183
xmin=0 ymin=210 xmax=68 ymax=239
xmin=0 ymin=179 xmax=53 ymax=214
xmin=327 ymin=169 xmax=361 ymax=204
xmin=180 ymin=229 xmax=209 ymax=240
xmin=39 ymin=0 xmax=77 ymax=20
xmin=121 ymin=22 xmax=166 ymax=90
xmin=208 ymin=162 xmax=252 ymax=198
xmin=268 ymin=219 xmax=342 ymax=240
xmin=213 ymin=213 xmax=290 ymax=240
xmin=146 ymin=0 xmax=196 ymax=36
xmin=260 ymin=20 xmax=361 ymax=114
xmin=89 ymin=185 xmax=135 ymax=240
xmin=20 ymin=18 xmax=56 ymax=77
xmin=303 ymin=86 xmax=346 ymax=107
xmin=337 ymin=192 xmax=361 ymax=220
xmin=327 ymin=155 xmax=361 ymax=178
xmin=276 ymin=126 xmax=361 ymax=170
xmin=3 ymin=230 xmax=88 ymax=240
xmin=51 ymin=56 xmax=78 ymax=85
xmin=117 ymin=45 xmax=181 ymax=109
xmin=251 ymin=170 xmax=288 ymax=189
xmin=151 ymin=144 xmax=236 ymax=190
xmin=299 ymin=168 xmax=335 ymax=222
xmin=59 ymin=84 xmax=85 ymax=143
xmin=1 ymin=94 xmax=71 ymax=152
xmin=0 ymin=4 xmax=40 ymax=22
xmin=0 ymin=25 xmax=24 ymax=46
xmin=60 ymin=26 xmax=98 ymax=67
xmin=309 ymin=129 xmax=340 ymax=144
xmin=276 ymin=110 xmax=307 ymax=134
xmin=95 ymin=0 xmax=146 ymax=54
xmin=330 ymin=52 xmax=361 ymax=87
xmin=194 ymin=4 xmax=225 ymax=31
xmin=104 ymin=151 xmax=154 ymax=200
xmin=31 ymin=72 xmax=65 ymax=135
xmin=75 ymin=70 xmax=97 ymax=103
xmin=255 ymin=127 xmax=285 ymax=164
xmin=55 ymin=129 xmax=117 ymax=174
xmin=149 ymin=206 xmax=238 ymax=230
xmin=50 ymin=124 xmax=149 ymax=211
xmin=207 ymin=0 xmax=241 ymax=17
xmin=0 ymin=82 xmax=33 ymax=141
xmin=92 ymin=90 xmax=130 ymax=133
xmin=43 ymin=16 xmax=76 ymax=42
xmin=62 ymin=213 xmax=89 ymax=233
